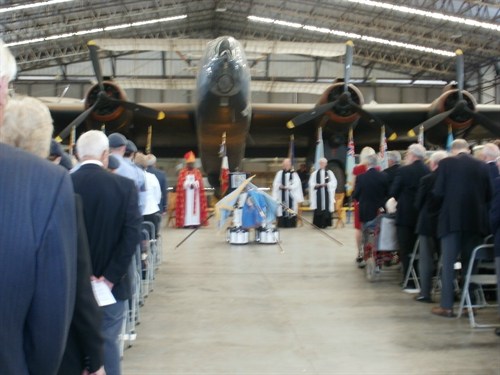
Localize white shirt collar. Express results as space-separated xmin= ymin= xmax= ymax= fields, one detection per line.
xmin=81 ymin=160 xmax=104 ymax=167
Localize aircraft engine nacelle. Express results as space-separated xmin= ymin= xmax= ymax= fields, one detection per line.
xmin=429 ymin=89 xmax=477 ymax=131
xmin=84 ymin=82 xmax=133 ymax=132
xmin=318 ymin=82 xmax=364 ymax=124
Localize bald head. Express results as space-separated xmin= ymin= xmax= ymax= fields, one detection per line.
xmin=450 ymin=139 xmax=470 ymax=155
xmin=282 ymin=158 xmax=292 ymax=170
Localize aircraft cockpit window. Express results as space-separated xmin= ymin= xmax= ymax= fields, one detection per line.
xmin=218 ymin=39 xmax=233 ymax=59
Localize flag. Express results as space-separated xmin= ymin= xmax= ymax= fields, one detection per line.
xmin=446 ymin=124 xmax=454 ymax=152
xmin=146 ymin=125 xmax=152 ymax=154
xmin=418 ymin=125 xmax=424 ymax=146
xmin=313 ymin=127 xmax=324 ymax=171
xmin=345 ymin=127 xmax=355 ymax=195
xmin=219 ymin=132 xmax=229 ymax=195
xmin=379 ymin=125 xmax=388 ymax=170
xmin=287 ymin=134 xmax=295 ymax=170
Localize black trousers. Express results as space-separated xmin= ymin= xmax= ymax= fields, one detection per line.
xmin=439 ymin=232 xmax=482 ymax=310
xmin=397 ymin=225 xmax=417 ymax=282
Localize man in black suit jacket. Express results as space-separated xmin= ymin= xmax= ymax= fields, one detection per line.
xmin=72 ymin=130 xmax=142 ymax=375
xmin=353 ymin=154 xmax=389 ymax=224
xmin=0 ymin=144 xmax=77 ymax=375
xmin=390 ymin=143 xmax=430 ymax=285
xmin=489 ymin=175 xmax=500 ymax=336
xmin=383 ymin=151 xmax=401 ymax=188
xmin=1 ymin=40 xmax=77 ymax=373
xmin=414 ymin=151 xmax=448 ymax=303
xmin=431 ymin=139 xmax=492 ymax=317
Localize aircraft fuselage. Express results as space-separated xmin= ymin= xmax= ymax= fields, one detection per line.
xmin=196 ymin=36 xmax=251 ymax=187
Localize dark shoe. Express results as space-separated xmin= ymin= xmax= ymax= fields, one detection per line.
xmin=431 ymin=306 xmax=456 ymax=318
xmin=358 ymin=260 xmax=366 ymax=269
xmin=414 ymin=295 xmax=433 ymax=303
xmin=355 ymin=256 xmax=363 ymax=263
xmin=495 ymin=328 xmax=500 ymax=337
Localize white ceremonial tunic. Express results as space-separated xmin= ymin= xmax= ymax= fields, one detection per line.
xmin=272 ymin=170 xmax=304 ymax=216
xmin=183 ymin=174 xmax=201 ymax=226
xmin=308 ymin=169 xmax=337 ymax=212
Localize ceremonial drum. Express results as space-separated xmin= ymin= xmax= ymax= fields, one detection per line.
xmin=226 ymin=227 xmax=249 ymax=245
xmin=255 ymin=227 xmax=280 ymax=244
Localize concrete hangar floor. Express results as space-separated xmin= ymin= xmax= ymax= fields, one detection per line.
xmin=123 ymin=215 xmax=500 ymax=375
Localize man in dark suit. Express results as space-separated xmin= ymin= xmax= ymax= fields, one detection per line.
xmin=0 ymin=143 xmax=77 ymax=375
xmin=489 ymin=175 xmax=500 ymax=336
xmin=390 ymin=143 xmax=430 ymax=285
xmin=414 ymin=151 xmax=448 ymax=303
xmin=353 ymin=154 xmax=389 ymax=225
xmin=383 ymin=151 xmax=401 ymax=188
xmin=72 ymin=130 xmax=142 ymax=375
xmin=431 ymin=139 xmax=492 ymax=317
xmin=1 ymin=41 xmax=78 ymax=374
xmin=480 ymin=143 xmax=500 ymax=185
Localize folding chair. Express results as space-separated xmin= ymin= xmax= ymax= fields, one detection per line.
xmin=142 ymin=221 xmax=157 ymax=292
xmin=402 ymin=238 xmax=421 ymax=290
xmin=457 ymin=243 xmax=499 ymax=328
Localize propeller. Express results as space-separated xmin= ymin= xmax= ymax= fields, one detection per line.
xmin=286 ymin=41 xmax=397 ymax=141
xmin=55 ymin=41 xmax=165 ymax=141
xmin=407 ymin=50 xmax=470 ymax=137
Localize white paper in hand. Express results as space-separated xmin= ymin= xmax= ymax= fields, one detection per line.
xmin=91 ymin=280 xmax=117 ymax=306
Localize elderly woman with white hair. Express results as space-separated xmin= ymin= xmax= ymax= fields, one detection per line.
xmin=309 ymin=157 xmax=337 ymax=228
xmin=352 ymin=146 xmax=376 ymax=266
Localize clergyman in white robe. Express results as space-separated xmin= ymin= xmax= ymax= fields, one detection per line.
xmin=272 ymin=158 xmax=304 ymax=228
xmin=309 ymin=158 xmax=337 ymax=228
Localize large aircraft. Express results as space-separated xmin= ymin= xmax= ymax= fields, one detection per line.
xmin=46 ymin=36 xmax=500 ymax=191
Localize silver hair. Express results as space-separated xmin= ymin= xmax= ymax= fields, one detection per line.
xmin=451 ymin=139 xmax=469 ymax=151
xmin=0 ymin=96 xmax=53 ymax=158
xmin=319 ymin=157 xmax=328 ymax=164
xmin=429 ymin=150 xmax=448 ymax=165
xmin=408 ymin=143 xmax=426 ymax=159
xmin=482 ymin=143 xmax=500 ymax=160
xmin=365 ymin=154 xmax=379 ymax=168
xmin=76 ymin=130 xmax=109 ymax=160
xmin=387 ymin=151 xmax=401 ymax=164
xmin=0 ymin=40 xmax=17 ymax=81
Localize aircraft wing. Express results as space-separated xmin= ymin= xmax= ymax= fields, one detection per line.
xmin=92 ymin=38 xmax=345 ymax=58
xmin=45 ymin=101 xmax=197 ymax=156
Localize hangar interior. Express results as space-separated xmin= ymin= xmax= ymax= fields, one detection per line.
xmin=2 ymin=0 xmax=500 ymax=185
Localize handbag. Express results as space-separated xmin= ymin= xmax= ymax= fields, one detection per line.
xmin=378 ymin=214 xmax=399 ymax=251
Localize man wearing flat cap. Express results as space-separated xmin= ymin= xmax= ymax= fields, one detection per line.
xmin=108 ymin=133 xmax=146 ymax=213
xmin=175 ymin=151 xmax=208 ymax=228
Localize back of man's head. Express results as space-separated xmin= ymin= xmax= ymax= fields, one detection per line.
xmin=481 ymin=143 xmax=499 ymax=162
xmin=387 ymin=151 xmax=401 ymax=166
xmin=408 ymin=143 xmax=426 ymax=160
xmin=429 ymin=150 xmax=448 ymax=170
xmin=77 ymin=130 xmax=109 ymax=162
xmin=365 ymin=154 xmax=379 ymax=169
xmin=0 ymin=96 xmax=53 ymax=158
xmin=450 ymin=139 xmax=469 ymax=155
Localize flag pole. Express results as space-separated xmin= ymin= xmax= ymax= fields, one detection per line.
xmin=146 ymin=125 xmax=152 ymax=154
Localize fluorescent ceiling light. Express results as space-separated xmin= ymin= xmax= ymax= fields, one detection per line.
xmin=0 ymin=0 xmax=74 ymax=14
xmin=248 ymin=15 xmax=455 ymax=57
xmin=346 ymin=0 xmax=500 ymax=33
xmin=5 ymin=15 xmax=187 ymax=47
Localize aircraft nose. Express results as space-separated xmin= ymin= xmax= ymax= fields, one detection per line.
xmin=218 ymin=38 xmax=232 ymax=59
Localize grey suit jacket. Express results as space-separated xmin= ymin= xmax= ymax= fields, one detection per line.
xmin=0 ymin=143 xmax=77 ymax=375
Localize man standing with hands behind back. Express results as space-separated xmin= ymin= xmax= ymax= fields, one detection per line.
xmin=72 ymin=130 xmax=142 ymax=375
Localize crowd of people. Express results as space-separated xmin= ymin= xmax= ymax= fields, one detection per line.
xmin=0 ymin=41 xmax=171 ymax=375
xmin=352 ymin=140 xmax=500 ymax=335
xmin=1 ymin=38 xmax=499 ymax=375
